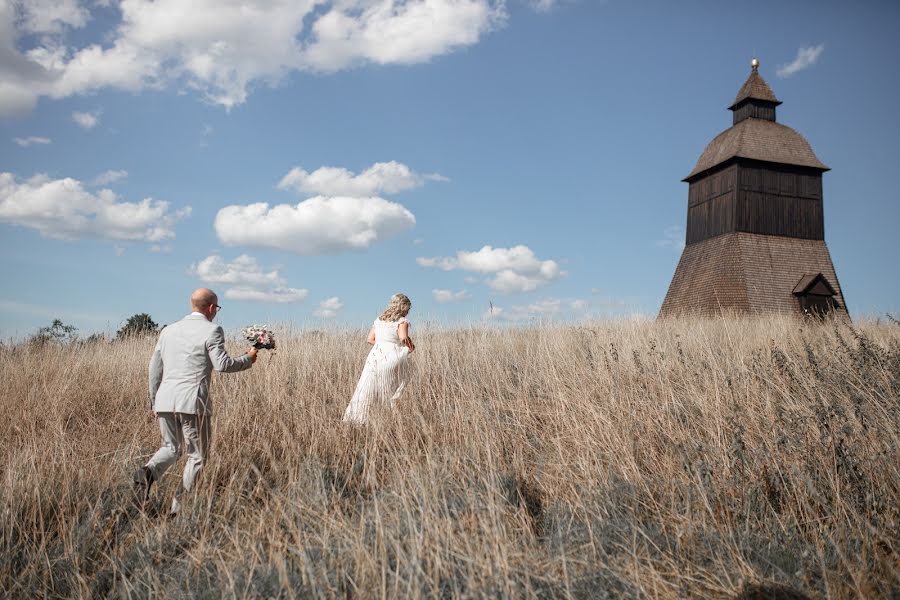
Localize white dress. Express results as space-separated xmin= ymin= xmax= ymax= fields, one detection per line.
xmin=342 ymin=317 xmax=412 ymax=424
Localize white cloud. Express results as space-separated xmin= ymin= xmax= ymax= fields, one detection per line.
xmin=512 ymin=298 xmax=561 ymax=319
xmin=484 ymin=298 xmax=560 ymax=321
xmin=224 ymin=286 xmax=308 ymax=304
xmin=191 ymin=253 xmax=308 ymax=303
xmin=656 ymin=225 xmax=685 ymax=252
xmin=49 ymin=40 xmax=156 ymax=101
xmin=92 ymin=169 xmax=127 ymax=186
xmin=777 ymin=44 xmax=825 ymax=78
xmin=484 ymin=304 xmax=503 ymax=319
xmin=487 ymin=269 xmax=554 ymax=294
xmin=215 ymin=196 xmax=416 ymax=255
xmin=300 ymin=0 xmax=507 ymax=73
xmin=485 ymin=297 xmax=590 ymax=322
xmin=529 ymin=0 xmax=562 ymax=12
xmin=570 ymin=299 xmax=589 ymax=311
xmin=19 ymin=0 xmax=90 ymax=35
xmin=13 ymin=136 xmax=51 ymax=146
xmin=72 ymin=110 xmax=99 ymax=129
xmin=0 ymin=0 xmax=508 ymax=115
xmin=314 ymin=296 xmax=343 ymax=318
xmin=278 ymin=161 xmax=447 ymax=196
xmin=191 ymin=254 xmax=284 ymax=287
xmin=417 ymin=244 xmax=566 ymax=294
xmin=0 ymin=172 xmax=190 ymax=242
xmin=418 ymin=245 xmax=555 ymax=273
xmin=0 ymin=2 xmax=54 ymax=115
xmin=432 ymin=289 xmax=469 ymax=303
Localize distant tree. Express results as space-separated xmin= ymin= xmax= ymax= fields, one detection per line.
xmin=30 ymin=319 xmax=78 ymax=345
xmin=82 ymin=333 xmax=109 ymax=345
xmin=117 ymin=313 xmax=159 ymax=339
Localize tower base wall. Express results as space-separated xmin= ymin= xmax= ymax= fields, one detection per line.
xmin=659 ymin=232 xmax=848 ymax=318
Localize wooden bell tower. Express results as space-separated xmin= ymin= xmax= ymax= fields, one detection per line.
xmin=659 ymin=59 xmax=848 ymax=318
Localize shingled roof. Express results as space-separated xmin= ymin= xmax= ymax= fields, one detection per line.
xmin=659 ymin=232 xmax=848 ymax=317
xmin=729 ymin=64 xmax=781 ymax=109
xmin=792 ymin=273 xmax=837 ymax=296
xmin=684 ymin=118 xmax=829 ymax=180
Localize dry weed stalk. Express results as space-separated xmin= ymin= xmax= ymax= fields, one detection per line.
xmin=0 ymin=316 xmax=897 ymax=598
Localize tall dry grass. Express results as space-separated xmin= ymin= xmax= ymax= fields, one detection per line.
xmin=0 ymin=316 xmax=898 ymax=599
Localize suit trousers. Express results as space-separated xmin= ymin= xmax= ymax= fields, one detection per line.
xmin=146 ymin=412 xmax=211 ymax=514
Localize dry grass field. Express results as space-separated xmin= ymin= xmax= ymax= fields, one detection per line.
xmin=0 ymin=316 xmax=898 ymax=599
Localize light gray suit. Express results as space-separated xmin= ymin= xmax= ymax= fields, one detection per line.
xmin=149 ymin=313 xmax=251 ymax=414
xmin=146 ymin=313 xmax=252 ymax=514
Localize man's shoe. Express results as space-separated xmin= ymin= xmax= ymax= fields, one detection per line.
xmin=168 ymin=497 xmax=181 ymax=520
xmin=132 ymin=466 xmax=154 ymax=503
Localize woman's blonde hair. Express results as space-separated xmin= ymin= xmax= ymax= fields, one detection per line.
xmin=379 ymin=293 xmax=411 ymax=322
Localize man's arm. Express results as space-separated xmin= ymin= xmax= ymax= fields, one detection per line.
xmin=148 ymin=338 xmax=163 ymax=410
xmin=207 ymin=325 xmax=255 ymax=372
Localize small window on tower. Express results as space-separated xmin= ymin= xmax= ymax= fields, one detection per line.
xmin=792 ymin=273 xmax=839 ymax=318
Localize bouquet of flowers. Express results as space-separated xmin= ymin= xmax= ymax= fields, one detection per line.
xmin=243 ymin=325 xmax=276 ymax=351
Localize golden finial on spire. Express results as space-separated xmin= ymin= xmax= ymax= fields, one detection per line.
xmin=751 ymin=57 xmax=759 ymax=70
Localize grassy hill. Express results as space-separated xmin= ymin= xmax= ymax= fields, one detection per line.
xmin=1 ymin=316 xmax=897 ymax=598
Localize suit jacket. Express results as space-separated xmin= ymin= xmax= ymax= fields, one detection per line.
xmin=148 ymin=314 xmax=251 ymax=415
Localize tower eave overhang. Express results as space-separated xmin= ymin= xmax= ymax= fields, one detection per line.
xmin=683 ymin=157 xmax=831 ymax=183
xmin=727 ymin=97 xmax=783 ymax=111
xmin=683 ymin=118 xmax=830 ymax=182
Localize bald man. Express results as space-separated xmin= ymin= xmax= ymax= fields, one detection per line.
xmin=135 ymin=288 xmax=258 ymax=516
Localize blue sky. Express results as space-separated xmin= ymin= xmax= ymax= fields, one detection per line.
xmin=1 ymin=0 xmax=898 ymax=337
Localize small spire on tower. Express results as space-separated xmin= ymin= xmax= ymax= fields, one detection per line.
xmin=729 ymin=57 xmax=780 ymax=115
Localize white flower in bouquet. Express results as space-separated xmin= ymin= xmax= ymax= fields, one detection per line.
xmin=243 ymin=325 xmax=276 ymax=351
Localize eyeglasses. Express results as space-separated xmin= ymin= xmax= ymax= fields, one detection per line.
xmin=213 ymin=304 xmax=222 ymax=312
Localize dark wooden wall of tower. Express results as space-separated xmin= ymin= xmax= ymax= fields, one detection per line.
xmin=732 ymin=100 xmax=776 ymax=124
xmin=685 ymin=160 xmax=824 ymax=245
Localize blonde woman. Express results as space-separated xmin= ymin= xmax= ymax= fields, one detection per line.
xmin=342 ymin=293 xmax=415 ymax=425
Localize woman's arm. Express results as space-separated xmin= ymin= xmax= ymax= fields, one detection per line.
xmin=398 ymin=321 xmax=415 ymax=352
xmin=366 ymin=327 xmax=376 ymax=345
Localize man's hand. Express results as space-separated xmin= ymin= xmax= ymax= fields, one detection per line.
xmin=247 ymin=347 xmax=259 ymax=364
